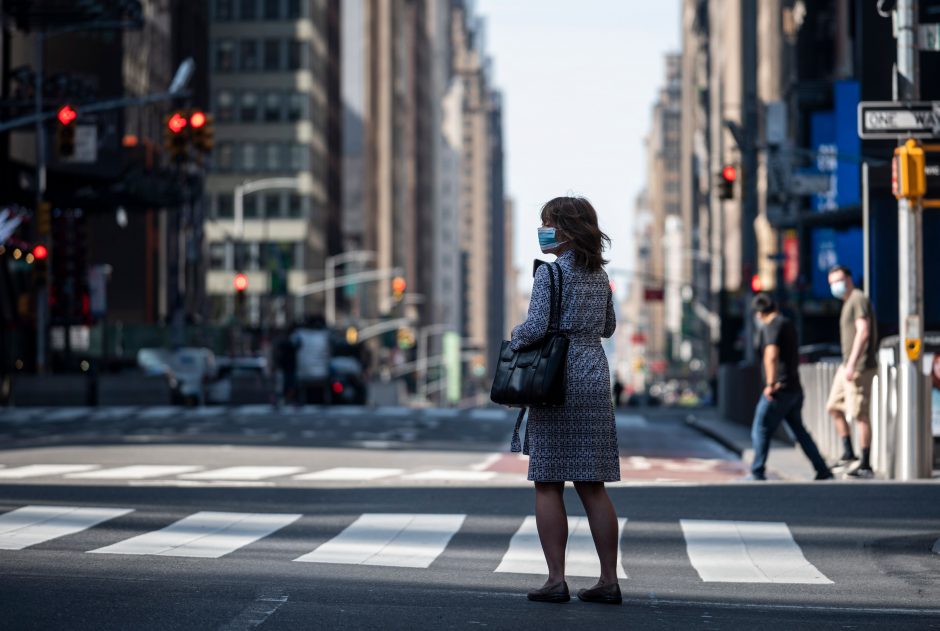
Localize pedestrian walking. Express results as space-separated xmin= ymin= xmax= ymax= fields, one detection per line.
xmin=747 ymin=293 xmax=833 ymax=481
xmin=276 ymin=329 xmax=300 ymax=406
xmin=826 ymin=266 xmax=878 ymax=479
xmin=613 ymin=375 xmax=624 ymax=408
xmin=509 ymin=196 xmax=621 ymax=605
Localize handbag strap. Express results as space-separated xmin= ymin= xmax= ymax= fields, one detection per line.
xmin=548 ymin=262 xmax=564 ymax=332
xmin=510 ymin=407 xmax=526 ymax=453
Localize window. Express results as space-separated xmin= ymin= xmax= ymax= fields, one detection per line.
xmin=287 ymin=93 xmax=306 ymax=121
xmin=215 ymin=40 xmax=235 ymax=72
xmin=240 ymin=92 xmax=258 ymax=121
xmin=216 ymin=0 xmax=234 ymax=20
xmin=263 ymin=39 xmax=281 ymax=70
xmin=239 ymin=0 xmax=256 ymax=19
xmin=241 ymin=142 xmax=258 ymax=171
xmin=288 ymin=193 xmax=303 ymax=218
xmin=264 ymin=93 xmax=282 ymax=122
xmin=243 ymin=194 xmax=260 ymax=218
xmin=216 ymin=91 xmax=235 ymax=122
xmin=286 ymin=0 xmax=302 ymax=18
xmin=265 ymin=193 xmax=282 ymax=218
xmin=217 ymin=193 xmax=234 ymax=218
xmin=289 ymin=144 xmax=308 ymax=171
xmin=209 ymin=243 xmax=227 ymax=270
xmin=266 ymin=143 xmax=283 ymax=171
xmin=264 ymin=0 xmax=280 ymax=19
xmin=240 ymin=40 xmax=259 ymax=71
xmin=216 ymin=143 xmax=234 ymax=170
xmin=287 ymin=40 xmax=305 ymax=70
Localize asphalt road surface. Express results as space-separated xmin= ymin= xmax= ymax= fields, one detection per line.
xmin=1 ymin=405 xmax=938 ymax=630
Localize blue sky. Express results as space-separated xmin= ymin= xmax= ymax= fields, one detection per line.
xmin=475 ymin=0 xmax=681 ymax=288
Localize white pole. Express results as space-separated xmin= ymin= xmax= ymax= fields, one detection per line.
xmin=417 ymin=324 xmax=454 ymax=401
xmin=324 ymin=251 xmax=375 ymax=327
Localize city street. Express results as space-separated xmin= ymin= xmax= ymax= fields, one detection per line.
xmin=1 ymin=406 xmax=938 ymax=630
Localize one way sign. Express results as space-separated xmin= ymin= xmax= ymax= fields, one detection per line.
xmin=858 ymin=101 xmax=940 ymax=139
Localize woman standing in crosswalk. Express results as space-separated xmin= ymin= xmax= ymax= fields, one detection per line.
xmin=510 ymin=196 xmax=622 ymax=605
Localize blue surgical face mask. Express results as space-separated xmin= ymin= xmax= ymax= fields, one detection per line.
xmin=537 ymin=227 xmax=568 ymax=253
xmin=830 ymin=280 xmax=847 ymax=299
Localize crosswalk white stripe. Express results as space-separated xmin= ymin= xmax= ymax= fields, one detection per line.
xmin=680 ymin=520 xmax=832 ymax=584
xmin=180 ymin=466 xmax=304 ymax=480
xmin=66 ymin=466 xmax=204 ymax=480
xmin=0 ymin=505 xmax=133 ymax=550
xmin=293 ymin=467 xmax=404 ymax=481
xmin=0 ymin=464 xmax=98 ymax=479
xmin=89 ymin=511 xmax=301 ymax=558
xmin=494 ymin=516 xmax=628 ymax=578
xmin=294 ymin=513 xmax=466 ymax=568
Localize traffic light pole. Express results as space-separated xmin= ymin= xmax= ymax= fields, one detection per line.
xmin=33 ymin=33 xmax=48 ymax=374
xmin=895 ymin=0 xmax=928 ymax=479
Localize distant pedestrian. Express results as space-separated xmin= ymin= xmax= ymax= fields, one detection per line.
xmin=747 ymin=293 xmax=832 ymax=481
xmin=510 ymin=196 xmax=621 ymax=605
xmin=613 ymin=375 xmax=624 ymax=408
xmin=276 ymin=330 xmax=300 ymax=405
xmin=826 ymin=265 xmax=878 ymax=479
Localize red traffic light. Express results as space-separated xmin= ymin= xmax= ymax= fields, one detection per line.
xmin=167 ymin=112 xmax=188 ymax=134
xmin=750 ymin=274 xmax=762 ymax=293
xmin=722 ymin=165 xmax=737 ymax=182
xmin=57 ymin=105 xmax=77 ymax=126
xmin=32 ymin=245 xmax=48 ymax=261
xmin=190 ymin=111 xmax=207 ymax=129
xmin=233 ymin=273 xmax=248 ymax=292
xmin=391 ymin=276 xmax=406 ymax=294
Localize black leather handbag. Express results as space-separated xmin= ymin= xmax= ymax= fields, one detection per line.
xmin=490 ymin=262 xmax=568 ymax=408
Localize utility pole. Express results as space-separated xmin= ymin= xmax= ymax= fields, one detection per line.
xmin=895 ymin=0 xmax=927 ymax=479
xmin=34 ymin=33 xmax=48 ymax=374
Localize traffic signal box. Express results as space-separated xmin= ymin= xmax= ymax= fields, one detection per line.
xmin=56 ymin=105 xmax=77 ymax=158
xmin=164 ymin=110 xmax=215 ymax=163
xmin=717 ymin=165 xmax=736 ymax=200
xmin=892 ymin=138 xmax=927 ymax=200
xmin=391 ymin=276 xmax=406 ymax=301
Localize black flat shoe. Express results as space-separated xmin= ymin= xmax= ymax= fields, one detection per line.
xmin=527 ymin=581 xmax=570 ymax=603
xmin=577 ymin=582 xmax=622 ymax=605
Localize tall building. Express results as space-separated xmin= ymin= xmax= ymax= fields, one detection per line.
xmin=204 ymin=0 xmax=336 ymax=328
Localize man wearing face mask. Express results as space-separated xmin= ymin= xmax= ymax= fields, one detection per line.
xmin=825 ymin=265 xmax=878 ymax=479
xmin=747 ymin=293 xmax=832 ymax=481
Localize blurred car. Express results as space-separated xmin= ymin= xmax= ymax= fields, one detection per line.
xmin=165 ymin=348 xmax=219 ymax=406
xmin=329 ymin=356 xmax=367 ymax=405
xmin=211 ymin=356 xmax=271 ymax=405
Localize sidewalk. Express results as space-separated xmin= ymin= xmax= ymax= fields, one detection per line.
xmin=684 ymin=408 xmax=820 ymax=481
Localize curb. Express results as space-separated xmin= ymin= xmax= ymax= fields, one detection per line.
xmin=684 ymin=414 xmax=743 ymax=457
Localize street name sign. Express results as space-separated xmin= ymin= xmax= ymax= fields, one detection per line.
xmin=858 ymin=101 xmax=940 ymax=139
xmin=789 ymin=172 xmax=831 ymax=195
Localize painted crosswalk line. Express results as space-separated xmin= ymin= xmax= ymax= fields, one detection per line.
xmin=494 ymin=515 xmax=628 ymax=578
xmin=89 ymin=511 xmax=301 ymax=558
xmin=401 ymin=470 xmax=498 ymax=481
xmin=294 ymin=513 xmax=466 ymax=568
xmin=0 ymin=505 xmax=133 ymax=550
xmin=180 ymin=466 xmax=304 ymax=481
xmin=680 ymin=519 xmax=832 ymax=584
xmin=0 ymin=465 xmax=99 ymax=479
xmin=293 ymin=467 xmax=404 ymax=481
xmin=66 ymin=465 xmax=204 ymax=480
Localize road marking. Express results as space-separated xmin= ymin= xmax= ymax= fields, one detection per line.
xmin=470 ymin=454 xmax=502 ymax=471
xmin=136 ymin=406 xmax=178 ymax=419
xmin=0 ymin=464 xmax=99 ymax=479
xmin=0 ymin=505 xmax=133 ymax=550
xmin=293 ymin=467 xmax=404 ymax=481
xmin=87 ymin=407 xmax=140 ymax=421
xmin=186 ymin=407 xmax=227 ymax=417
xmin=468 ymin=409 xmax=510 ymax=421
xmin=66 ymin=465 xmax=205 ymax=480
xmin=41 ymin=408 xmax=90 ymax=422
xmin=233 ymin=405 xmax=275 ymax=416
xmin=218 ymin=589 xmax=289 ymax=631
xmin=89 ymin=511 xmax=301 ymax=558
xmin=294 ymin=513 xmax=466 ymax=568
xmin=401 ymin=469 xmax=498 ymax=481
xmin=374 ymin=406 xmax=411 ymax=416
xmin=424 ymin=408 xmax=459 ymax=418
xmin=180 ymin=466 xmax=304 ymax=480
xmin=680 ymin=520 xmax=832 ymax=583
xmin=495 ymin=516 xmax=628 ymax=578
xmin=330 ymin=406 xmax=367 ymax=416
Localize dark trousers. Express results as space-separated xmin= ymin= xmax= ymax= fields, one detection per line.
xmin=751 ymin=389 xmax=829 ymax=478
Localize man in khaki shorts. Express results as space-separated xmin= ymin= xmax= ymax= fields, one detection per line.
xmin=826 ymin=265 xmax=878 ymax=479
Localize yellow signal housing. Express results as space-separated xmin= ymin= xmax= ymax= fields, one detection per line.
xmin=894 ymin=138 xmax=926 ymax=200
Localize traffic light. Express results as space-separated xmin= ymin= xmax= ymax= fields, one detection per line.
xmin=32 ymin=244 xmax=48 ymax=285
xmin=190 ymin=110 xmax=214 ymax=155
xmin=717 ymin=165 xmax=736 ymax=200
xmin=56 ymin=105 xmax=77 ymax=158
xmin=750 ymin=273 xmax=762 ymax=293
xmin=892 ymin=138 xmax=926 ymax=200
xmin=164 ymin=111 xmax=189 ymax=162
xmin=391 ymin=276 xmax=406 ymax=301
xmin=234 ymin=272 xmax=248 ymax=315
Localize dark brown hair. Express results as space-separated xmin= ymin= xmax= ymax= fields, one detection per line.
xmin=540 ymin=196 xmax=611 ymax=271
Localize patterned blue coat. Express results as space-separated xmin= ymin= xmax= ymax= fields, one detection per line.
xmin=510 ymin=249 xmax=620 ymax=482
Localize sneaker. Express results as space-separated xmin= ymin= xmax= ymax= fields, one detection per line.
xmin=829 ymin=456 xmax=858 ymax=471
xmin=814 ymin=470 xmax=835 ymax=481
xmin=843 ymin=466 xmax=874 ymax=480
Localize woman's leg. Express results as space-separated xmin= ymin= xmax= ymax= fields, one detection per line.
xmin=534 ymin=481 xmax=567 ymax=584
xmin=574 ymin=481 xmax=619 ymax=585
